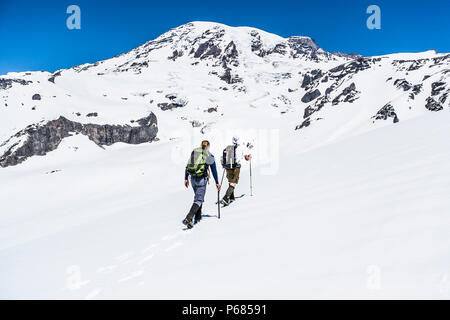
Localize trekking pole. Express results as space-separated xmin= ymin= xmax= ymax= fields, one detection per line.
xmin=250 ymin=158 xmax=253 ymax=196
xmin=218 ymin=169 xmax=225 ymax=219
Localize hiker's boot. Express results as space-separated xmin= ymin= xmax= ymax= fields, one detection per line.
xmin=194 ymin=205 xmax=202 ymax=224
xmin=183 ymin=203 xmax=200 ymax=228
xmin=182 ymin=218 xmax=193 ymax=229
xmin=230 ymin=191 xmax=236 ymax=203
xmin=222 ymin=185 xmax=235 ymax=206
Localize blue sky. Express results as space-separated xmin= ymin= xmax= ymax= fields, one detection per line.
xmin=0 ymin=0 xmax=449 ymax=75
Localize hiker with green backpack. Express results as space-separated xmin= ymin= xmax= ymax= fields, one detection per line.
xmin=183 ymin=140 xmax=221 ymax=229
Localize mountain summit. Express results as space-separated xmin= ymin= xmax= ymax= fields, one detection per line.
xmin=0 ymin=21 xmax=449 ymax=167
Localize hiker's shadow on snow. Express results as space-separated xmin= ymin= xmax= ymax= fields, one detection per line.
xmin=181 ymin=215 xmax=218 ymax=230
xmin=201 ymin=214 xmax=218 ymax=218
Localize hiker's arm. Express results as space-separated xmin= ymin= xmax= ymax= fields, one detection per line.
xmin=184 ymin=167 xmax=189 ymax=188
xmin=210 ymin=159 xmax=219 ymax=184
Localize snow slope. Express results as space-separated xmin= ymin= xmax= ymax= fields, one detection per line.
xmin=1 ymin=21 xmax=450 ymax=299
xmin=1 ymin=109 xmax=450 ymax=299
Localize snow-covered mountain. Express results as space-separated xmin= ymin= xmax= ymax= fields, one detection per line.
xmin=3 ymin=21 xmax=448 ymax=167
xmin=1 ymin=22 xmax=450 ymax=299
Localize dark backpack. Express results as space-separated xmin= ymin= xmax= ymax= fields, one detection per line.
xmin=186 ymin=147 xmax=208 ymax=177
xmin=222 ymin=145 xmax=237 ymax=169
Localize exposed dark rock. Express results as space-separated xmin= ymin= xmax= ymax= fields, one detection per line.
xmin=373 ymin=103 xmax=399 ymax=123
xmin=407 ymin=61 xmax=424 ymax=71
xmin=409 ymin=84 xmax=423 ymax=100
xmin=86 ymin=112 xmax=98 ymax=117
xmin=267 ymin=43 xmax=287 ymax=56
xmin=220 ymin=68 xmax=242 ymax=84
xmin=168 ymin=50 xmax=184 ymax=61
xmin=332 ymin=52 xmax=364 ymax=60
xmin=412 ymin=84 xmax=423 ymax=94
xmin=165 ymin=93 xmax=177 ymax=100
xmin=32 ymin=94 xmax=41 ymax=100
xmin=250 ymin=31 xmax=266 ymax=57
xmin=328 ymin=58 xmax=375 ymax=80
xmin=425 ymin=97 xmax=443 ymax=111
xmin=303 ymin=106 xmax=315 ymax=119
xmin=194 ymin=38 xmax=223 ymax=59
xmin=0 ymin=113 xmax=158 ymax=168
xmin=431 ymin=82 xmax=446 ymax=96
xmin=130 ymin=61 xmax=148 ymax=68
xmin=206 ymin=106 xmax=218 ymax=113
xmin=301 ymin=89 xmax=321 ymax=103
xmin=301 ymin=69 xmax=323 ymax=88
xmin=0 ymin=78 xmax=32 ymax=90
xmin=157 ymin=102 xmax=186 ymax=111
xmin=222 ymin=41 xmax=239 ymax=67
xmin=190 ymin=120 xmax=202 ymax=128
xmin=46 ymin=169 xmax=61 ymax=174
xmin=394 ymin=79 xmax=412 ymax=91
xmin=295 ymin=118 xmax=311 ymax=130
xmin=48 ymin=71 xmax=61 ymax=83
xmin=439 ymin=90 xmax=449 ymax=104
xmin=287 ymin=37 xmax=333 ymax=61
xmin=332 ymin=83 xmax=359 ymax=105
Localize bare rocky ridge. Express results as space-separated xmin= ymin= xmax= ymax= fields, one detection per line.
xmin=373 ymin=103 xmax=399 ymax=123
xmin=295 ymin=54 xmax=450 ymax=131
xmin=0 ymin=113 xmax=158 ymax=168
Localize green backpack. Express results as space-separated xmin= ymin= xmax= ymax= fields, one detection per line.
xmin=186 ymin=147 xmax=208 ymax=177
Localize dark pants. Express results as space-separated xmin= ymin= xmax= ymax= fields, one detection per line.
xmin=186 ymin=176 xmax=208 ymax=221
xmin=224 ymin=167 xmax=240 ymax=201
xmin=191 ymin=176 xmax=208 ymax=206
xmin=226 ymin=167 xmax=241 ymax=185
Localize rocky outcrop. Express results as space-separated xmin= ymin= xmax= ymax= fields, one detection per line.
xmin=301 ymin=69 xmax=324 ymax=89
xmin=332 ymin=83 xmax=359 ymax=105
xmin=295 ymin=118 xmax=311 ymax=130
xmin=157 ymin=102 xmax=186 ymax=111
xmin=373 ymin=104 xmax=399 ymax=123
xmin=301 ymin=89 xmax=321 ymax=103
xmin=431 ymin=81 xmax=446 ymax=96
xmin=32 ymin=94 xmax=41 ymax=100
xmin=328 ymin=58 xmax=377 ymax=80
xmin=167 ymin=50 xmax=184 ymax=61
xmin=394 ymin=79 xmax=412 ymax=91
xmin=425 ymin=97 xmax=443 ymax=111
xmin=220 ymin=68 xmax=242 ymax=84
xmin=0 ymin=113 xmax=158 ymax=168
xmin=0 ymin=78 xmax=32 ymax=90
xmin=48 ymin=71 xmax=62 ymax=83
xmin=250 ymin=31 xmax=266 ymax=57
